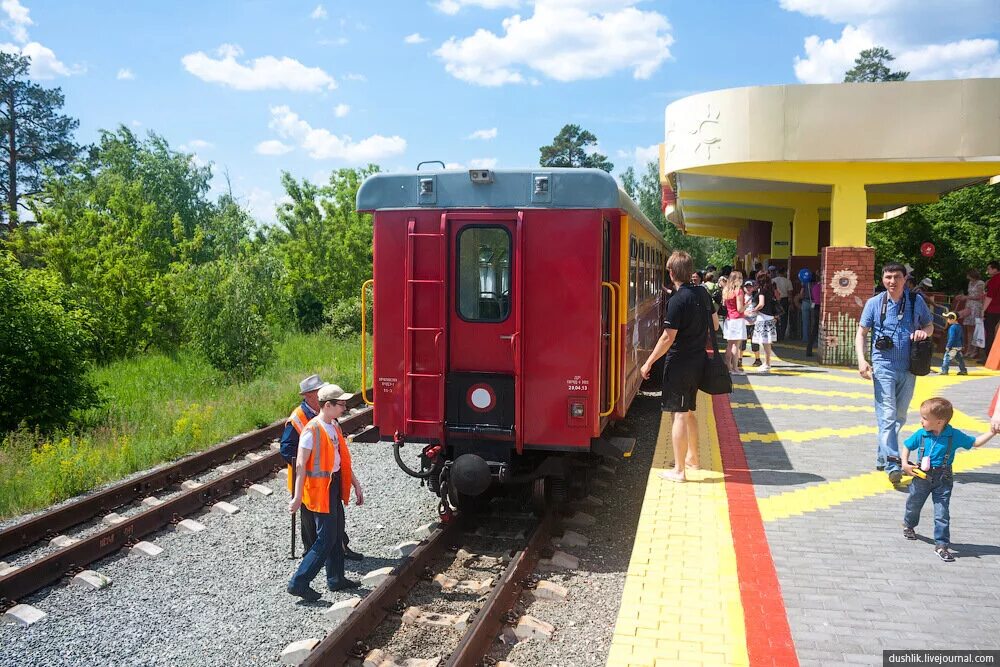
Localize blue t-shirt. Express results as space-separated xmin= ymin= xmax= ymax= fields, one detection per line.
xmin=945 ymin=323 xmax=963 ymax=349
xmin=859 ymin=290 xmax=932 ymax=373
xmin=903 ymin=425 xmax=975 ymax=467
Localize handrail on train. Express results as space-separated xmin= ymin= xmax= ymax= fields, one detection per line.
xmin=600 ymin=281 xmax=620 ymax=417
xmin=360 ymin=279 xmax=374 ymax=406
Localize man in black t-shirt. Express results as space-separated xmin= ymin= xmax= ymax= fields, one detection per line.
xmin=641 ymin=251 xmax=720 ymax=482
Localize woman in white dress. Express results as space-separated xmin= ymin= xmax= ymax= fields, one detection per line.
xmin=749 ymin=271 xmax=778 ymax=372
xmin=964 ymin=268 xmax=986 ymax=356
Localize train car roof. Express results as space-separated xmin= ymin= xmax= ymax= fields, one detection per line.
xmin=356 ymin=168 xmax=663 ymax=242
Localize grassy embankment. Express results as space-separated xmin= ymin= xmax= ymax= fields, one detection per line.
xmin=0 ymin=333 xmax=365 ymax=520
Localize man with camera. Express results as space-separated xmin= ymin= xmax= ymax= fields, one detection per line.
xmin=855 ymin=262 xmax=934 ymax=486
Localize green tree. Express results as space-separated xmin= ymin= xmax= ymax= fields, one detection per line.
xmin=844 ymin=46 xmax=909 ymax=82
xmin=539 ymin=124 xmax=613 ymax=172
xmin=0 ymin=52 xmax=81 ymax=233
xmin=867 ymin=183 xmax=1000 ymax=292
xmin=621 ymin=161 xmax=730 ymax=269
xmin=12 ymin=127 xmax=249 ymax=360
xmin=270 ymin=166 xmax=378 ymax=331
xmin=0 ymin=251 xmax=98 ymax=430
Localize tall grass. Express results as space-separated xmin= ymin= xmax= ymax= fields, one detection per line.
xmin=0 ymin=333 xmax=366 ymax=519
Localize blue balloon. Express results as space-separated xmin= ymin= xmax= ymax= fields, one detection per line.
xmin=797 ymin=268 xmax=813 ymax=283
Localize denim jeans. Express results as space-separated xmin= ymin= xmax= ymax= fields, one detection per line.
xmin=289 ymin=472 xmax=346 ymax=591
xmin=800 ymin=303 xmax=812 ymax=343
xmin=941 ymin=348 xmax=967 ymax=374
xmin=903 ymin=468 xmax=953 ymax=546
xmin=872 ymin=367 xmax=916 ymax=473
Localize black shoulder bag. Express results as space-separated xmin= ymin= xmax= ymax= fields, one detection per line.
xmin=698 ymin=287 xmax=733 ymax=395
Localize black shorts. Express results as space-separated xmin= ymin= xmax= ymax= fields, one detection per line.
xmin=661 ymin=355 xmax=703 ymax=413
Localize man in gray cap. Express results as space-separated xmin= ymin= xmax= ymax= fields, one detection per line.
xmin=280 ymin=374 xmax=363 ymax=561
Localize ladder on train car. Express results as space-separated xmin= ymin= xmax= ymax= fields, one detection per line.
xmin=402 ymin=215 xmax=447 ymax=441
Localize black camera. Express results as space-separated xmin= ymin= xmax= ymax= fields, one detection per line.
xmin=874 ymin=336 xmax=894 ymax=351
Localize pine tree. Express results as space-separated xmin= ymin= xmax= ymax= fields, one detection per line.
xmin=844 ymin=47 xmax=909 ymax=82
xmin=539 ymin=124 xmax=613 ymax=172
xmin=0 ymin=52 xmax=80 ymax=233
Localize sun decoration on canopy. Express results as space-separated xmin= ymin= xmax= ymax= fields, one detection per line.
xmin=831 ymin=269 xmax=858 ymax=298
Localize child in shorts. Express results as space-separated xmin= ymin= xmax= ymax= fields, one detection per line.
xmin=900 ymin=397 xmax=997 ymax=561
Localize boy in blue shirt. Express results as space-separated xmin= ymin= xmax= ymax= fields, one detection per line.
xmin=940 ymin=311 xmax=967 ymax=375
xmin=901 ymin=397 xmax=997 ymax=561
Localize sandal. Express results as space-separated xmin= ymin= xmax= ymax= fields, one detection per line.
xmin=936 ymin=546 xmax=955 ymax=562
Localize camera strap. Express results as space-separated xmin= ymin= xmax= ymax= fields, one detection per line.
xmin=873 ymin=291 xmax=911 ymax=355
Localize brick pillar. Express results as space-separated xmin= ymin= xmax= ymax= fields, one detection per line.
xmin=819 ymin=246 xmax=875 ymax=366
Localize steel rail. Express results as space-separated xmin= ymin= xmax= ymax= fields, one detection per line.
xmin=300 ymin=518 xmax=465 ymax=667
xmin=0 ymin=395 xmax=372 ymax=558
xmin=443 ymin=513 xmax=553 ymax=667
xmin=0 ymin=407 xmax=374 ymax=606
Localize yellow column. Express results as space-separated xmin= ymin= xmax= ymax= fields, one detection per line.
xmin=791 ymin=207 xmax=819 ymax=256
xmin=829 ymin=181 xmax=868 ymax=247
xmin=770 ymin=214 xmax=792 ymax=260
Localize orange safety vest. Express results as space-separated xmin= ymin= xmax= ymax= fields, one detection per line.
xmin=300 ymin=416 xmax=353 ymax=514
xmin=286 ymin=405 xmax=311 ymax=494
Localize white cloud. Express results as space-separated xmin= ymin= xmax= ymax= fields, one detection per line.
xmin=116 ymin=67 xmax=134 ymax=80
xmin=310 ymin=4 xmax=327 ymax=19
xmin=433 ymin=0 xmax=521 ymax=15
xmin=467 ymin=127 xmax=498 ymax=140
xmin=616 ymin=143 xmax=659 ymax=168
xmin=333 ymin=103 xmax=350 ymax=117
xmin=0 ymin=41 xmax=82 ymax=78
xmin=268 ymin=105 xmax=407 ymax=162
xmin=404 ymin=33 xmax=427 ymax=44
xmin=444 ymin=162 xmax=465 ymax=169
xmin=180 ymin=139 xmax=213 ymax=152
xmin=130 ymin=120 xmax=142 ymax=128
xmin=435 ymin=0 xmax=673 ymax=86
xmin=469 ymin=157 xmax=498 ymax=169
xmin=783 ymin=1 xmax=1000 ymax=83
xmin=343 ymin=72 xmax=367 ymax=82
xmin=242 ymin=187 xmax=292 ymax=225
xmin=181 ymin=44 xmax=336 ymax=92
xmin=1 ymin=0 xmax=31 ymax=44
xmin=255 ymin=139 xmax=294 ymax=156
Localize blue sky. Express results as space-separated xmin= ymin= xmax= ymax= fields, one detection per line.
xmin=3 ymin=0 xmax=998 ymax=223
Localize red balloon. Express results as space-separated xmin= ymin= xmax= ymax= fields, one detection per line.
xmin=920 ymin=242 xmax=936 ymax=258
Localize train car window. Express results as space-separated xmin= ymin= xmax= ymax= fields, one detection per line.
xmin=629 ymin=236 xmax=637 ymax=308
xmin=456 ymin=226 xmax=511 ymax=322
xmin=639 ymin=242 xmax=646 ymax=304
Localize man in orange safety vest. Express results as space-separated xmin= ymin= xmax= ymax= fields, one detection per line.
xmin=287 ymin=384 xmax=365 ymax=600
xmin=280 ymin=374 xmax=362 ymax=561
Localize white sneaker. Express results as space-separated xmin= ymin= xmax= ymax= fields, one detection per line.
xmin=759 ymin=365 xmax=770 ymax=372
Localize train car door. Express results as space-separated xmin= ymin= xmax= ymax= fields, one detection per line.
xmin=446 ymin=212 xmax=522 ymax=449
xmin=599 ymin=219 xmax=611 ymax=419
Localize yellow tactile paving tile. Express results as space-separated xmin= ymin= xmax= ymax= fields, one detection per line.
xmin=731 ymin=402 xmax=869 ymax=411
xmin=606 ymin=403 xmax=749 ymax=667
xmin=732 ymin=384 xmax=870 ymax=399
xmin=758 ymin=447 xmax=1000 ymax=523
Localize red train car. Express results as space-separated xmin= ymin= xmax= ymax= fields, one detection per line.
xmin=356 ymin=168 xmax=668 ymax=512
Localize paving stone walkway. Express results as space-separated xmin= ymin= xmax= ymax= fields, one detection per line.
xmin=608 ymin=341 xmax=1000 ymax=666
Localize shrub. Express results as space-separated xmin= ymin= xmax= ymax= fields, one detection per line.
xmin=0 ymin=252 xmax=100 ymax=430
xmin=323 ymin=295 xmax=373 ymax=339
xmin=186 ymin=258 xmax=278 ymax=381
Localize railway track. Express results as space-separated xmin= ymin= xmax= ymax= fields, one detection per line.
xmin=0 ymin=394 xmax=377 ymax=616
xmin=294 ymin=511 xmax=560 ymax=667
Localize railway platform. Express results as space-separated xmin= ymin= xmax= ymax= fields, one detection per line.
xmin=607 ymin=344 xmax=1000 ymax=666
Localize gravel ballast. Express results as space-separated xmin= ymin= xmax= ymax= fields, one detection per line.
xmin=0 ymin=392 xmax=660 ymax=667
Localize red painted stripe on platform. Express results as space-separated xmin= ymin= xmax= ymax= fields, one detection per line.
xmin=713 ymin=393 xmax=799 ymax=667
